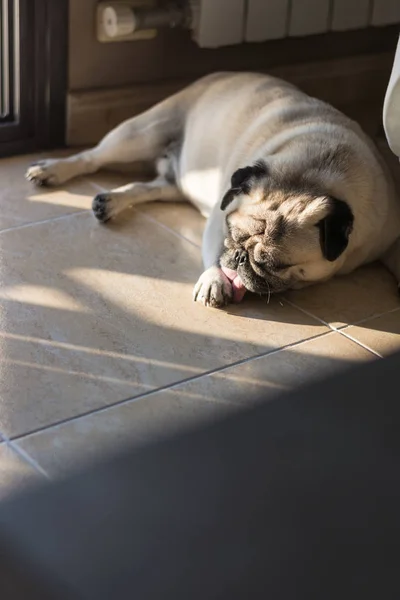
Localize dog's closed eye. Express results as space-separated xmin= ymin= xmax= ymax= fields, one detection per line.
xmin=274 ymin=262 xmax=293 ymax=271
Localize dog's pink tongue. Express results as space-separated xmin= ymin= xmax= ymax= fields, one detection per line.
xmin=221 ymin=266 xmax=247 ymax=303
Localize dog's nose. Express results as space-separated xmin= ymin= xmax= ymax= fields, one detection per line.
xmin=235 ymin=250 xmax=248 ymax=266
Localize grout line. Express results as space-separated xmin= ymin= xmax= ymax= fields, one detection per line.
xmin=0 ymin=174 xmax=201 ymax=248
xmin=0 ymin=209 xmax=86 ymax=235
xmin=10 ymin=329 xmax=333 ymax=443
xmin=276 ymin=297 xmax=387 ymax=358
xmin=89 ymin=179 xmax=202 ymax=249
xmin=88 ymin=181 xmax=106 ymax=194
xmin=339 ymin=306 xmax=400 ymax=330
xmin=0 ymin=174 xmax=201 ymax=249
xmin=336 ymin=329 xmax=383 ymax=359
xmin=135 ymin=207 xmax=201 ymax=249
xmin=0 ymin=432 xmax=51 ymax=479
xmin=281 ymin=297 xmax=334 ymax=330
xmin=283 ymin=298 xmax=400 ymax=333
xmin=9 ymin=442 xmax=52 ymax=480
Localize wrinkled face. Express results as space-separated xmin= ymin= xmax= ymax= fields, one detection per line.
xmin=219 ymin=162 xmax=354 ymax=295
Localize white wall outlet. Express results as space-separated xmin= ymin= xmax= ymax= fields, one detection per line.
xmin=97 ymin=1 xmax=158 ymax=43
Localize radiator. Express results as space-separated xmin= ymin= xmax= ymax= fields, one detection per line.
xmin=191 ymin=0 xmax=400 ymax=48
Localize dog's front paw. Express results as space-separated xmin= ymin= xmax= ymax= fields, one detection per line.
xmin=193 ymin=267 xmax=233 ymax=308
xmin=25 ymin=160 xmax=63 ymax=187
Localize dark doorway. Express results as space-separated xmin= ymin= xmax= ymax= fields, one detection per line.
xmin=0 ymin=0 xmax=68 ymax=158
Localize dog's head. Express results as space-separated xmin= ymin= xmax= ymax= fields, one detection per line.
xmin=220 ymin=161 xmax=354 ymax=295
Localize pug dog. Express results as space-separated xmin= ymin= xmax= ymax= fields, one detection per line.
xmin=26 ymin=72 xmax=400 ymax=307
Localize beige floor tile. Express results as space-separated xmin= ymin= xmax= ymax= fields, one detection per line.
xmin=137 ymin=202 xmax=205 ymax=247
xmin=15 ymin=396 xmax=237 ymax=477
xmin=15 ymin=332 xmax=373 ymax=477
xmin=344 ymin=309 xmax=400 ymax=357
xmin=0 ymin=444 xmax=44 ymax=501
xmin=285 ymin=263 xmax=399 ymax=328
xmin=0 ymin=151 xmax=98 ymax=231
xmin=0 ymin=211 xmax=325 ymax=438
xmin=159 ymin=331 xmax=375 ymax=406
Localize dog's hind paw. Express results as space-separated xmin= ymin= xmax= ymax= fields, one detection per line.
xmin=25 ymin=160 xmax=63 ymax=187
xmin=92 ymin=194 xmax=114 ymax=223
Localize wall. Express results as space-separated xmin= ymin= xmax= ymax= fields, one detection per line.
xmin=69 ymin=0 xmax=399 ymax=92
xmin=69 ymin=0 xmax=200 ymax=90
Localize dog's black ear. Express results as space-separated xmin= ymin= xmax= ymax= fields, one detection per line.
xmin=221 ymin=161 xmax=267 ymax=210
xmin=317 ymin=197 xmax=354 ymax=262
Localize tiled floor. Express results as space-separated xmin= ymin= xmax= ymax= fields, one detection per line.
xmin=0 ymin=141 xmax=399 ymax=496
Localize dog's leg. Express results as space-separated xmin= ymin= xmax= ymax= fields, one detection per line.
xmin=92 ymin=177 xmax=184 ymax=222
xmin=193 ymin=206 xmax=233 ymax=308
xmin=25 ymin=95 xmax=185 ymax=187
xmin=382 ymin=237 xmax=400 ymax=294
